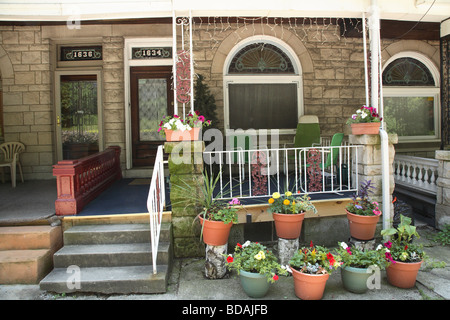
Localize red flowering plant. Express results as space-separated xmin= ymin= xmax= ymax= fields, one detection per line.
xmin=288 ymin=241 xmax=341 ymax=274
xmin=225 ymin=241 xmax=288 ymax=283
xmin=346 ymin=105 xmax=382 ymax=124
xmin=381 ymin=214 xmax=426 ymax=263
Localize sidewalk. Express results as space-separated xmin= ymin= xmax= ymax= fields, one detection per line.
xmin=0 ymin=225 xmax=448 ymax=301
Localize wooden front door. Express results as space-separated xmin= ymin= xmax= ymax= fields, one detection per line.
xmin=130 ymin=66 xmax=173 ymax=166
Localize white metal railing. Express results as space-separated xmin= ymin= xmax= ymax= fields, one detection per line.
xmin=394 ymin=155 xmax=438 ymax=194
xmin=203 ymin=145 xmax=361 ymax=200
xmin=147 ymin=145 xmax=166 ymax=274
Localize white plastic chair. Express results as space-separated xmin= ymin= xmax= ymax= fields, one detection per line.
xmin=0 ymin=142 xmax=25 ymax=188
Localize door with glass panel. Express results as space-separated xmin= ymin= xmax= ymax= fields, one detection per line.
xmin=130 ymin=66 xmax=173 ymax=166
xmin=56 ymin=73 xmax=101 ymax=160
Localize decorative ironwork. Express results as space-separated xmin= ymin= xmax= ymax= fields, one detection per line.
xmin=176 ymin=50 xmax=191 ymax=104
xmin=132 ymin=47 xmax=172 ymax=59
xmin=441 ymin=35 xmax=450 ymax=147
xmin=228 ymin=43 xmax=295 ymax=74
xmin=306 ymin=149 xmax=322 ymax=192
xmin=382 ymin=57 xmax=434 ymax=86
xmin=60 ymin=46 xmax=102 ymax=61
xmin=251 ymin=151 xmax=268 ymax=196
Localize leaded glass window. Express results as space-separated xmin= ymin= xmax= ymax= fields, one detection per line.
xmin=228 ymin=43 xmax=295 ymax=74
xmin=382 ymin=57 xmax=435 ymax=86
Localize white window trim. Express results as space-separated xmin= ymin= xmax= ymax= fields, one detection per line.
xmin=223 ymin=36 xmax=303 ymax=136
xmin=382 ymin=52 xmax=440 ymax=143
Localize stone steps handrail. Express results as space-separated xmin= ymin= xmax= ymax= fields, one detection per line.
xmin=394 ymin=154 xmax=438 ymax=194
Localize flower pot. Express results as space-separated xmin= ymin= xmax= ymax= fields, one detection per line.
xmin=351 ymin=122 xmax=381 ymax=135
xmin=198 ymin=215 xmax=233 ymax=246
xmin=346 ymin=210 xmax=380 ymax=240
xmin=341 ymin=266 xmax=373 ymax=293
xmin=272 ymin=212 xmax=305 ymax=239
xmin=164 ymin=127 xmax=200 ymax=141
xmin=291 ymin=266 xmax=329 ymax=300
xmin=386 ymin=260 xmax=423 ymax=289
xmin=238 ymin=270 xmax=271 ymax=298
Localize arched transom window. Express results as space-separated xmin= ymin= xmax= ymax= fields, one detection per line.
xmin=382 ymin=54 xmax=440 ymax=141
xmin=224 ymin=38 xmax=303 ymax=133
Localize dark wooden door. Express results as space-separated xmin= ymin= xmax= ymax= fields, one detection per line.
xmin=130 ymin=66 xmax=173 ymax=166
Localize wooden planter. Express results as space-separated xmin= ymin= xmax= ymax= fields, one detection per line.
xmin=351 ymin=122 xmax=381 ymax=135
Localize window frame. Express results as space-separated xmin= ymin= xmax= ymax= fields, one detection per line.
xmin=223 ymin=36 xmax=303 ymax=135
xmin=382 ymin=51 xmax=441 ymax=143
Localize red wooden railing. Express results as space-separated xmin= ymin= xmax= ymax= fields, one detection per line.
xmin=53 ymin=146 xmax=122 ymax=216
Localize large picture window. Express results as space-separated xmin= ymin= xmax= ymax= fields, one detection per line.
xmin=224 ymin=38 xmax=303 ymax=133
xmin=382 ymin=54 xmax=440 ymax=141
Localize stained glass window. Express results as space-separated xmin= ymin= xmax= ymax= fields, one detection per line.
xmin=382 ymin=57 xmax=435 ymax=86
xmin=228 ymin=43 xmax=295 ymax=74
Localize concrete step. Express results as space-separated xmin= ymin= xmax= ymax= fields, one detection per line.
xmin=40 ymin=265 xmax=169 ymax=294
xmin=63 ymin=223 xmax=171 ymax=245
xmin=0 ymin=249 xmax=53 ymax=284
xmin=53 ymin=242 xmax=171 ymax=268
xmin=0 ymin=225 xmax=63 ymax=252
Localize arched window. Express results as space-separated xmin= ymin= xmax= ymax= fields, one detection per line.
xmin=224 ymin=37 xmax=303 ymax=133
xmin=382 ymin=53 xmax=440 ymax=141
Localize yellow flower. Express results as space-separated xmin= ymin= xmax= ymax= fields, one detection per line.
xmin=272 ymin=192 xmax=281 ymax=199
xmin=268 ymin=198 xmax=274 ymax=204
xmin=283 ymin=199 xmax=290 ymax=205
xmin=285 ymin=191 xmax=292 ymax=196
xmin=254 ymin=250 xmax=266 ymax=260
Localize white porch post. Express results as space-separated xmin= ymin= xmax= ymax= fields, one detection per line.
xmin=172 ymin=9 xmax=178 ymax=116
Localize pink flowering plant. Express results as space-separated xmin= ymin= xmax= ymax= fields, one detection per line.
xmin=381 ymin=215 xmax=426 ymax=263
xmin=346 ymin=180 xmax=382 ymax=216
xmin=158 ymin=111 xmax=211 ymax=135
xmin=346 ymin=105 xmax=382 ymax=124
xmin=204 ymin=197 xmax=242 ymax=224
xmin=226 ymin=241 xmax=288 ymax=283
xmin=336 ymin=242 xmax=389 ymax=269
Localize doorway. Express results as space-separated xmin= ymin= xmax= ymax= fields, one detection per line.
xmin=130 ymin=66 xmax=173 ymax=166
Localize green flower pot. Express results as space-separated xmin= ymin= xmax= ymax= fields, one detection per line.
xmin=239 ymin=270 xmax=270 ymax=298
xmin=341 ymin=266 xmax=373 ymax=294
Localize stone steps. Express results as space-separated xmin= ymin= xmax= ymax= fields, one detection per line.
xmin=39 ymin=222 xmax=172 ymax=295
xmin=0 ymin=225 xmax=63 ymax=284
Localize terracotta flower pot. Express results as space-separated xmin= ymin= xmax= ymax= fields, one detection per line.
xmin=272 ymin=212 xmax=305 ymax=239
xmin=164 ymin=127 xmax=200 ymax=141
xmin=291 ymin=266 xmax=329 ymax=300
xmin=386 ymin=260 xmax=423 ymax=289
xmin=198 ymin=215 xmax=232 ymax=246
xmin=346 ymin=210 xmax=380 ymax=240
xmin=351 ymin=122 xmax=381 ymax=135
xmin=239 ymin=270 xmax=271 ymax=298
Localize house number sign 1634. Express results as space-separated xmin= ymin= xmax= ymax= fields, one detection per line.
xmin=132 ymin=47 xmax=172 ymax=59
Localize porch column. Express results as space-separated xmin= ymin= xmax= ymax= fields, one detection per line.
xmin=164 ymin=141 xmax=205 ymax=257
xmin=435 ymin=150 xmax=450 ymax=230
xmin=349 ymin=133 xmax=398 ymax=222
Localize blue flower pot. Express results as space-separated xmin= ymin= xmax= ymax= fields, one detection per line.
xmin=239 ymin=270 xmax=270 ymax=298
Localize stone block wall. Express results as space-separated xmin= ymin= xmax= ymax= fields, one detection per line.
xmin=435 ymin=150 xmax=450 ymax=230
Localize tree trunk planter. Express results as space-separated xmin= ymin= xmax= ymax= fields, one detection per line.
xmin=341 ymin=266 xmax=373 ymax=293
xmin=198 ymin=215 xmax=233 ymax=246
xmin=272 ymin=212 xmax=305 ymax=239
xmin=238 ymin=270 xmax=271 ymax=298
xmin=350 ymin=122 xmax=381 ymax=135
xmin=386 ymin=260 xmax=423 ymax=289
xmin=291 ymin=267 xmax=329 ymax=300
xmin=164 ymin=128 xmax=200 ymax=141
xmin=346 ymin=210 xmax=380 ymax=240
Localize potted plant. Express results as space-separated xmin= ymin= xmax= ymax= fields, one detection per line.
xmin=381 ymin=214 xmax=426 ymax=288
xmin=157 ymin=111 xmax=211 ymax=141
xmin=346 ymin=180 xmax=382 ymax=240
xmin=346 ymin=105 xmax=382 ymax=135
xmin=225 ymin=241 xmax=288 ymax=298
xmin=267 ymin=192 xmax=317 ymax=239
xmin=336 ymin=241 xmax=389 ymax=293
xmin=288 ymin=242 xmax=341 ymax=300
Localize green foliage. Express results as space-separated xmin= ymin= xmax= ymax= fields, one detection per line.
xmin=226 ymin=241 xmax=288 ymax=283
xmin=430 ymin=224 xmax=450 ymax=246
xmin=289 ymin=243 xmax=340 ymax=275
xmin=194 ymin=74 xmax=219 ymax=130
xmin=346 ymin=180 xmax=381 ymax=216
xmin=335 ymin=242 xmax=389 ymax=270
xmin=266 ymin=191 xmax=317 ymax=215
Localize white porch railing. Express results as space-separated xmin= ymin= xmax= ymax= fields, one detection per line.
xmin=394 ymin=155 xmax=439 ymax=195
xmin=147 ymin=145 xmax=166 ymax=274
xmin=203 ymin=145 xmax=361 ymax=200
